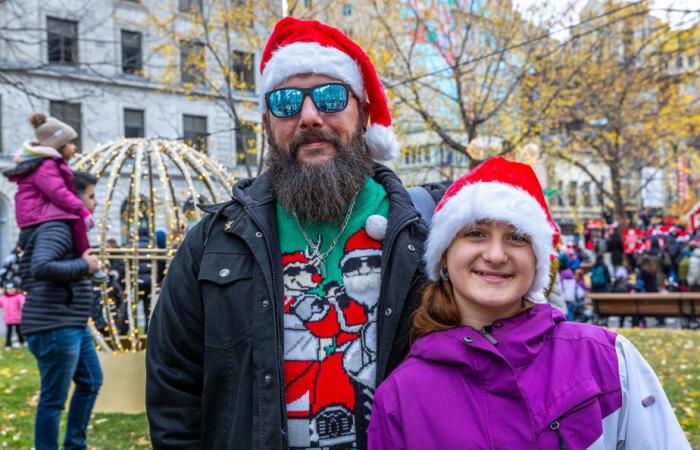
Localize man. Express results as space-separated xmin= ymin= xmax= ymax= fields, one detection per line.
xmin=146 ymin=17 xmax=443 ymax=449
xmin=19 ymin=171 xmax=103 ymax=450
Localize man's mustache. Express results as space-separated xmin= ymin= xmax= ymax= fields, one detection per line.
xmin=289 ymin=129 xmax=343 ymax=159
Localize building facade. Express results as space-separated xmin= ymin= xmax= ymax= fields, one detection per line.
xmin=0 ymin=0 xmax=268 ymax=256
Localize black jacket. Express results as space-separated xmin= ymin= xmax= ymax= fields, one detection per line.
xmin=18 ymin=221 xmax=92 ymax=335
xmin=146 ymin=165 xmax=439 ymax=449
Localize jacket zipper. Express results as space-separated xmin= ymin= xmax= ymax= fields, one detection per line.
xmin=479 ymin=328 xmax=498 ymax=345
xmin=247 ymin=209 xmax=289 ymax=450
xmin=549 ymin=421 xmax=567 ymax=450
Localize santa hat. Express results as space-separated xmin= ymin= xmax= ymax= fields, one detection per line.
xmin=424 ymin=157 xmax=560 ymax=303
xmin=341 ymin=229 xmax=382 ymax=268
xmin=260 ymin=17 xmax=399 ymax=161
xmin=282 ymin=251 xmax=310 ymax=267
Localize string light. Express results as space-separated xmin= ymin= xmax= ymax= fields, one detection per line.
xmin=73 ymin=138 xmax=234 ymax=352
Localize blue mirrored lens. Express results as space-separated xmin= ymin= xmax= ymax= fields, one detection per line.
xmin=312 ymin=84 xmax=348 ymax=113
xmin=268 ymin=88 xmax=303 ymax=117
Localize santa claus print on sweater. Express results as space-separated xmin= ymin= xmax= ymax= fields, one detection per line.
xmin=282 ymin=230 xmax=382 ymax=449
xmin=276 ymin=177 xmax=390 ymax=450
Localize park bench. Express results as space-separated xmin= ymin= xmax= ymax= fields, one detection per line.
xmin=587 ymin=292 xmax=700 ymax=328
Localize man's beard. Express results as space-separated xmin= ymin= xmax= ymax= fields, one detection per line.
xmin=265 ymin=125 xmax=374 ymax=224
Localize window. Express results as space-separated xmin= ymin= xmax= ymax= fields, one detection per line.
xmin=581 ymin=181 xmax=591 ymax=207
xmin=232 ymin=51 xmax=255 ymax=91
xmin=342 ymin=4 xmax=352 ymax=16
xmin=179 ymin=0 xmax=201 ymax=12
xmin=49 ymin=101 xmax=81 ymax=150
xmin=121 ymin=30 xmax=142 ymax=75
xmin=556 ymin=180 xmax=564 ymax=206
xmin=676 ymin=56 xmax=684 ymax=69
xmin=567 ymin=181 xmax=577 ymax=207
xmin=304 ymin=0 xmax=312 ymax=6
xmin=688 ymin=55 xmax=695 ymax=67
xmin=124 ymin=109 xmax=145 ymax=138
xmin=181 ymin=41 xmax=205 ymax=84
xmin=183 ymin=114 xmax=207 ymax=152
xmin=236 ymin=123 xmax=257 ymax=166
xmin=47 ymin=17 xmax=78 ymax=65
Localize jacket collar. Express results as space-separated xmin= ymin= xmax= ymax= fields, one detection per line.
xmin=409 ymin=303 xmax=565 ymax=371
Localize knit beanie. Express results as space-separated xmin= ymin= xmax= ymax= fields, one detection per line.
xmin=29 ymin=113 xmax=78 ymax=150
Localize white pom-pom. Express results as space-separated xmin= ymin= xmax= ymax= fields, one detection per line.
xmin=365 ymin=215 xmax=388 ymax=241
xmin=365 ymin=124 xmax=400 ymax=161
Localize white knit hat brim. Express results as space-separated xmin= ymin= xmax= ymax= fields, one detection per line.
xmin=424 ymin=182 xmax=555 ymax=303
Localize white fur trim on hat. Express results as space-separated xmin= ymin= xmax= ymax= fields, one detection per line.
xmin=424 ymin=182 xmax=555 ymax=303
xmin=259 ymin=42 xmax=365 ymax=112
xmin=365 ymin=124 xmax=400 ymax=161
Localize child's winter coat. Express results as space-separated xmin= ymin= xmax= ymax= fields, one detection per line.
xmin=0 ymin=292 xmax=25 ymax=325
xmin=3 ymin=141 xmax=83 ymax=228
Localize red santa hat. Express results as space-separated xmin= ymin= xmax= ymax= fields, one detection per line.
xmin=424 ymin=157 xmax=560 ymax=303
xmin=340 ymin=228 xmax=382 ymax=268
xmin=260 ymin=17 xmax=399 ymax=161
xmin=282 ymin=251 xmax=310 ymax=267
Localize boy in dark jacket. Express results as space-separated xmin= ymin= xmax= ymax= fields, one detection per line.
xmin=20 ymin=171 xmax=103 ymax=450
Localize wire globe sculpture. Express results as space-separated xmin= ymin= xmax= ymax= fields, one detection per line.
xmin=73 ymin=138 xmax=235 ymax=352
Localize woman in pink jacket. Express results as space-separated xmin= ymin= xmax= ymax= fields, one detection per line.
xmin=368 ymin=158 xmax=689 ymax=449
xmin=0 ymin=283 xmax=25 ymax=349
xmin=2 ymin=113 xmax=106 ymax=282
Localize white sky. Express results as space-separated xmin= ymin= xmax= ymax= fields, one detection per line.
xmin=514 ymin=0 xmax=699 ymax=38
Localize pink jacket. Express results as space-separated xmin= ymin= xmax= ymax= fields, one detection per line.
xmin=0 ymin=293 xmax=25 ymax=325
xmin=6 ymin=142 xmax=83 ymax=228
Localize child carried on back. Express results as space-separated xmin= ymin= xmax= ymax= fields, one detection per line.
xmin=2 ymin=113 xmax=106 ymax=282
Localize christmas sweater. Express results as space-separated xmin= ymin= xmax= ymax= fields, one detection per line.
xmin=276 ymin=177 xmax=390 ymax=450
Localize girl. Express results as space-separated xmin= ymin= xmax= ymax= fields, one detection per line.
xmin=3 ymin=113 xmax=106 ymax=282
xmin=368 ymin=157 xmax=689 ymax=449
xmin=0 ymin=283 xmax=25 ymax=349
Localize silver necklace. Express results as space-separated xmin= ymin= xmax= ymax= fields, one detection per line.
xmin=292 ymin=194 xmax=358 ymax=277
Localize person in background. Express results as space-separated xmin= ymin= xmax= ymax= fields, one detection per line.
xmin=0 ymin=245 xmax=23 ymax=289
xmin=19 ymin=171 xmax=103 ymax=450
xmin=2 ymin=113 xmax=107 ymax=283
xmin=589 ymin=254 xmax=611 ymax=293
xmin=607 ymin=228 xmax=624 ymax=272
xmin=0 ymin=282 xmax=26 ymax=349
xmin=559 ymin=265 xmax=577 ymax=321
xmin=367 ymin=157 xmax=690 ymax=449
xmin=687 ymin=241 xmax=700 ymax=292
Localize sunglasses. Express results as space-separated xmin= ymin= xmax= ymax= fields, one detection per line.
xmin=265 ymin=83 xmax=352 ymax=118
xmin=341 ymin=255 xmax=381 ymax=274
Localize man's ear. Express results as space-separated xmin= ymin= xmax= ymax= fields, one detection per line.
xmin=360 ymin=102 xmax=370 ymax=131
xmin=262 ymin=112 xmax=271 ymax=135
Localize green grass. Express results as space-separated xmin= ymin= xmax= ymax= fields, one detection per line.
xmin=0 ymin=329 xmax=698 ymax=448
xmin=0 ymin=349 xmax=149 ymax=449
xmin=616 ymin=328 xmax=700 ymax=448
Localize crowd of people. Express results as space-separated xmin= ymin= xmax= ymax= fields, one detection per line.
xmin=554 ymin=220 xmax=700 ymax=326
xmin=0 ymin=16 xmax=693 ymax=450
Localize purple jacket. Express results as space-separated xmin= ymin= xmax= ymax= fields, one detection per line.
xmin=369 ymin=304 xmax=689 ymax=449
xmin=7 ymin=155 xmax=83 ymax=228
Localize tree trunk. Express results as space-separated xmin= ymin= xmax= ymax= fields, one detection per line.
xmin=609 ymin=165 xmax=627 ymax=228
